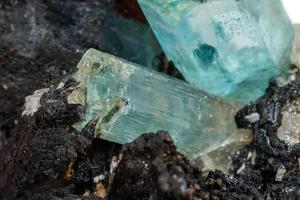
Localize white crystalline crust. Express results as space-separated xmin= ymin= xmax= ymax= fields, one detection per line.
xmin=22 ymin=88 xmax=49 ymax=117
xmin=277 ymin=99 xmax=300 ymax=145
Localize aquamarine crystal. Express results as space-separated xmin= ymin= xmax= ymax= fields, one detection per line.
xmin=99 ymin=12 xmax=162 ymax=68
xmin=138 ymin=0 xmax=294 ymax=103
xmin=68 ymin=49 xmax=251 ymax=160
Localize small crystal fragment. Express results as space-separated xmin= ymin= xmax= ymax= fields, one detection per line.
xmin=138 ymin=0 xmax=294 ymax=103
xmin=275 ymin=165 xmax=286 ymax=182
xmin=251 ymin=151 xmax=257 ymax=166
xmin=277 ymin=98 xmax=300 ymax=145
xmin=68 ymin=49 xmax=250 ymax=160
xmin=22 ymin=88 xmax=49 ymax=117
xmin=244 ymin=113 xmax=260 ymax=124
xmin=237 ymin=163 xmax=246 ymax=175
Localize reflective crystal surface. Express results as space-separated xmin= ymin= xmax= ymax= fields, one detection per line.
xmin=68 ymin=49 xmax=250 ymax=160
xmin=138 ymin=0 xmax=294 ymax=103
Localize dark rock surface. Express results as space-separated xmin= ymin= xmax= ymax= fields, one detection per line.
xmin=108 ymin=132 xmax=246 ymax=200
xmin=0 ymin=82 xmax=121 ymax=199
xmin=234 ymin=80 xmax=300 ymax=199
xmin=0 ymin=0 xmax=112 ymax=58
xmin=0 ymin=0 xmax=120 ymax=198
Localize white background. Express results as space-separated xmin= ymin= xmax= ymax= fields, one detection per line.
xmin=282 ymin=0 xmax=300 ymax=24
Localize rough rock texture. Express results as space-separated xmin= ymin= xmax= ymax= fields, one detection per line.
xmin=108 ymin=132 xmax=248 ymax=200
xmin=0 ymin=0 xmax=112 ymax=154
xmin=0 ymin=46 xmax=80 ymax=151
xmin=0 ymin=82 xmax=121 ymax=200
xmin=234 ymin=80 xmax=300 ymax=199
xmin=0 ymin=0 xmax=112 ymax=58
xmin=0 ymin=1 xmax=121 ymax=194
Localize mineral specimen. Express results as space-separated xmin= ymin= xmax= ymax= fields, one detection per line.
xmin=68 ymin=49 xmax=250 ymax=160
xmin=138 ymin=0 xmax=294 ymax=103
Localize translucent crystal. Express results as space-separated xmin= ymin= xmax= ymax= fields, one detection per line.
xmin=99 ymin=12 xmax=162 ymax=68
xmin=68 ymin=49 xmax=251 ymax=160
xmin=138 ymin=0 xmax=294 ymax=103
xmin=195 ymin=130 xmax=252 ymax=172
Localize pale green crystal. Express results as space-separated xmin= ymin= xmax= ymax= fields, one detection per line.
xmin=68 ymin=49 xmax=250 ymax=160
xmin=138 ymin=0 xmax=294 ymax=103
xmin=195 ymin=130 xmax=252 ymax=172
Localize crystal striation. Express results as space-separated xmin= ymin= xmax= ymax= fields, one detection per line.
xmin=68 ymin=49 xmax=250 ymax=160
xmin=138 ymin=0 xmax=294 ymax=103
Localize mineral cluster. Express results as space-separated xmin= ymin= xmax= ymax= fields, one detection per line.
xmin=138 ymin=0 xmax=294 ymax=103
xmin=66 ymin=0 xmax=296 ymax=170
xmin=1 ymin=0 xmax=299 ymax=199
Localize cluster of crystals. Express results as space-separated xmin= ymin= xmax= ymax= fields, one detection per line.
xmin=68 ymin=49 xmax=251 ymax=161
xmin=69 ymin=0 xmax=296 ymax=170
xmin=138 ymin=0 xmax=294 ymax=103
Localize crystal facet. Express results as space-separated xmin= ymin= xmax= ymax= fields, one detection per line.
xmin=138 ymin=0 xmax=294 ymax=103
xmin=68 ymin=49 xmax=251 ymax=160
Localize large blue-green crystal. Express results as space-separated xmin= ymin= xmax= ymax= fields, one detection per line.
xmin=138 ymin=0 xmax=294 ymax=103
xmin=68 ymin=49 xmax=251 ymax=161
